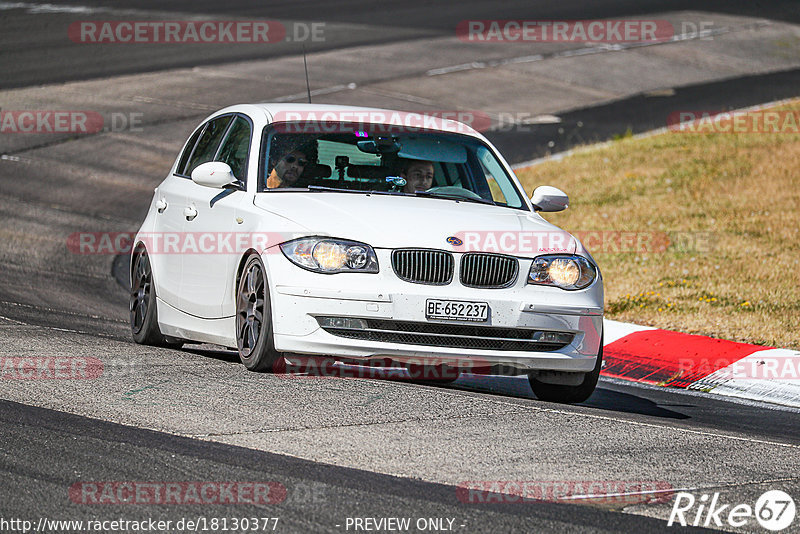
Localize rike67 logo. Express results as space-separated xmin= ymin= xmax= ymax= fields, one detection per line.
xmin=668 ymin=490 xmax=796 ymax=531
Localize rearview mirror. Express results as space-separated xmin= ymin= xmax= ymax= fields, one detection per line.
xmin=191 ymin=161 xmax=237 ymax=189
xmin=531 ymin=186 xmax=569 ymax=212
xmin=357 ymin=137 xmax=401 ymax=154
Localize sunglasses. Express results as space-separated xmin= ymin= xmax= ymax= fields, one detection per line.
xmin=283 ymin=155 xmax=308 ymax=166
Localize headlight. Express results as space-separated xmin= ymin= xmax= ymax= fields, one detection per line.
xmin=280 ymin=237 xmax=379 ymax=274
xmin=528 ymin=255 xmax=597 ymax=290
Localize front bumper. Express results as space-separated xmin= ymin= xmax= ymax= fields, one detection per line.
xmin=264 ymin=249 xmax=603 ymax=373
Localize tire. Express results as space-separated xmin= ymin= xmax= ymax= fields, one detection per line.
xmin=529 ymin=339 xmax=603 ymax=404
xmin=236 ymin=254 xmax=282 ymax=372
xmin=406 ymin=363 xmax=461 ymax=385
xmin=130 ymin=247 xmax=181 ymax=347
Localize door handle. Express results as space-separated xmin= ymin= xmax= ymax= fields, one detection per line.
xmin=184 ymin=206 xmax=198 ymax=221
xmin=155 ymin=198 xmax=167 ymax=213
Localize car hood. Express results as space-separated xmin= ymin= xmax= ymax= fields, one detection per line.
xmin=253 ymin=192 xmax=576 ymax=256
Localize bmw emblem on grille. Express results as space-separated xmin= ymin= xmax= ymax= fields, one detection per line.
xmin=446 ymin=236 xmax=463 ymax=246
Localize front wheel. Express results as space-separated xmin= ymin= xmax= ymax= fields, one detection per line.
xmin=529 ymin=340 xmax=603 ymax=404
xmin=131 ymin=248 xmax=168 ymax=345
xmin=236 ymin=254 xmax=282 ymax=372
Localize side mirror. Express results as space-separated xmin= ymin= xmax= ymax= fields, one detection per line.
xmin=191 ymin=161 xmax=237 ymax=189
xmin=531 ymin=185 xmax=569 ymax=212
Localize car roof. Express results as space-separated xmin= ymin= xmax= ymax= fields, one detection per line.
xmin=209 ymin=103 xmax=483 ymax=138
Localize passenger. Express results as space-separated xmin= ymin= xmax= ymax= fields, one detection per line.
xmin=398 ymin=159 xmax=435 ymax=194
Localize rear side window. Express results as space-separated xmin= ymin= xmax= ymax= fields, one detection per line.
xmin=183 ymin=115 xmax=233 ymax=176
xmin=216 ymin=116 xmax=252 ymax=181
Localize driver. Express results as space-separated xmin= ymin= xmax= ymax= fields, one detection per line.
xmin=266 ymin=136 xmax=318 ymax=189
xmin=398 ymin=159 xmax=435 ymax=194
xmin=267 ymin=149 xmax=308 ymax=188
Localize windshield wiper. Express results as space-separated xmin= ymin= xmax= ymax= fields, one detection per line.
xmin=306 ymin=185 xmax=403 ymax=196
xmin=306 ymin=185 xmax=356 ymax=193
xmin=305 ymin=186 xmax=495 ymax=204
xmin=412 ymin=190 xmax=496 ymax=206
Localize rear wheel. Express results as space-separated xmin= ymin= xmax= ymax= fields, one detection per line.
xmin=236 ymin=254 xmax=282 ymax=372
xmin=130 ymin=248 xmax=182 ymax=347
xmin=529 ymin=341 xmax=603 ymax=404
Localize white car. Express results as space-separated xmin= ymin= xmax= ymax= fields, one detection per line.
xmin=131 ymin=103 xmax=603 ymax=403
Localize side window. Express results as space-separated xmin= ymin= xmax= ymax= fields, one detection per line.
xmin=184 ymin=115 xmax=233 ymax=176
xmin=476 ymin=146 xmax=521 ymax=207
xmin=216 ymin=116 xmax=251 ymax=181
xmin=176 ymin=125 xmax=205 ymax=176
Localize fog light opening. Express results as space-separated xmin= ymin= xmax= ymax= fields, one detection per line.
xmin=317 ymin=316 xmax=368 ymax=330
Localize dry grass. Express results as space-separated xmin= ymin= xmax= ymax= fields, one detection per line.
xmin=516 ymin=100 xmax=800 ymax=349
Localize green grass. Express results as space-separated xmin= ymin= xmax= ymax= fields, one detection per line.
xmin=516 ymin=100 xmax=800 ymax=349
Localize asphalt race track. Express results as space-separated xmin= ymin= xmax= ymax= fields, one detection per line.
xmin=1 ymin=1 xmax=799 ymax=532
xmin=3 ymin=0 xmax=799 ymax=89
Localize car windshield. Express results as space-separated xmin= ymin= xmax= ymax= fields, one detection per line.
xmin=259 ymin=123 xmax=528 ymax=210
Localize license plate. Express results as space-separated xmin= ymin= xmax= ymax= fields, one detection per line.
xmin=425 ymin=299 xmax=489 ymax=322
